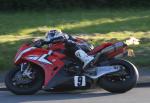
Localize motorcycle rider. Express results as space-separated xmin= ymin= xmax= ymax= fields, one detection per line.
xmin=35 ymin=29 xmax=94 ymax=70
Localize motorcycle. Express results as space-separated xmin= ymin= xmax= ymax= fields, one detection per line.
xmin=5 ymin=37 xmax=139 ymax=95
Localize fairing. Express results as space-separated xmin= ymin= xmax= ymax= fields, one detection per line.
xmin=44 ymin=68 xmax=93 ymax=90
xmin=14 ymin=44 xmax=66 ymax=86
xmin=14 ymin=40 xmax=127 ymax=89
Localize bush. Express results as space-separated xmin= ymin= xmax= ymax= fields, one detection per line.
xmin=0 ymin=0 xmax=150 ymax=11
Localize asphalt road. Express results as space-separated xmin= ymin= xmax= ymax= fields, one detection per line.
xmin=0 ymin=87 xmax=150 ymax=103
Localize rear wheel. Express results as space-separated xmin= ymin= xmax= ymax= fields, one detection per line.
xmin=97 ymin=59 xmax=139 ymax=93
xmin=5 ymin=65 xmax=44 ymax=95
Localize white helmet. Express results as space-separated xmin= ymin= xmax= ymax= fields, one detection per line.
xmin=45 ymin=29 xmax=63 ymax=41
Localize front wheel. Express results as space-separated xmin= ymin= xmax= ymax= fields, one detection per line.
xmin=97 ymin=59 xmax=139 ymax=93
xmin=5 ymin=66 xmax=44 ymax=95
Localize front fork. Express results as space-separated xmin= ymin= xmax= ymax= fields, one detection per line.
xmin=20 ymin=63 xmax=33 ymax=79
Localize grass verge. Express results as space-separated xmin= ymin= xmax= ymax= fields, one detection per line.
xmin=0 ymin=9 xmax=150 ymax=71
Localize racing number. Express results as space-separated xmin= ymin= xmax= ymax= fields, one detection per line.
xmin=78 ymin=76 xmax=82 ymax=86
xmin=74 ymin=76 xmax=86 ymax=87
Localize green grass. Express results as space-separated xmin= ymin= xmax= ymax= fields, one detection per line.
xmin=0 ymin=9 xmax=150 ymax=71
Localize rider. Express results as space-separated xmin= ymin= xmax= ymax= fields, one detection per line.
xmin=36 ymin=29 xmax=94 ymax=70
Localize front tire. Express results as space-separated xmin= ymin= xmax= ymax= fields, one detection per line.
xmin=97 ymin=59 xmax=139 ymax=93
xmin=5 ymin=66 xmax=44 ymax=95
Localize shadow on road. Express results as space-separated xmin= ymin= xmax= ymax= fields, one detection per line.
xmin=1 ymin=90 xmax=116 ymax=103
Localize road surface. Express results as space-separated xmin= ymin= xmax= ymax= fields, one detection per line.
xmin=0 ymin=87 xmax=150 ymax=103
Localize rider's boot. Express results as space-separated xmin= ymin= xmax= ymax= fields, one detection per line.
xmin=75 ymin=49 xmax=94 ymax=70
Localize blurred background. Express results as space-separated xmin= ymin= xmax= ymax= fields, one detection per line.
xmin=0 ymin=0 xmax=150 ymax=71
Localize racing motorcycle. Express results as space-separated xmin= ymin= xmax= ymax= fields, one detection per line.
xmin=5 ymin=37 xmax=139 ymax=95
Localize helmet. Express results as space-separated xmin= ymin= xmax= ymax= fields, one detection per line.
xmin=45 ymin=29 xmax=63 ymax=41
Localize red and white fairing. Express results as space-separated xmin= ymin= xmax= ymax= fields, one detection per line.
xmin=14 ymin=43 xmax=65 ymax=86
xmin=14 ymin=39 xmax=127 ymax=87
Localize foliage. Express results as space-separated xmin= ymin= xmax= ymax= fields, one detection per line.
xmin=0 ymin=0 xmax=150 ymax=11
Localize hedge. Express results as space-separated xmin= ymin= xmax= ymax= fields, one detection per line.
xmin=0 ymin=0 xmax=150 ymax=11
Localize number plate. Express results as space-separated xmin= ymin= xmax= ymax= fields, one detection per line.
xmin=74 ymin=76 xmax=86 ymax=87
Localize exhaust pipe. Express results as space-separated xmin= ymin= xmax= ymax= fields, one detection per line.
xmin=100 ymin=42 xmax=127 ymax=54
xmin=93 ymin=42 xmax=127 ymax=63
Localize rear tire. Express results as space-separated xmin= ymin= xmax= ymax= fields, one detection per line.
xmin=5 ymin=67 xmax=44 ymax=95
xmin=97 ymin=59 xmax=139 ymax=93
